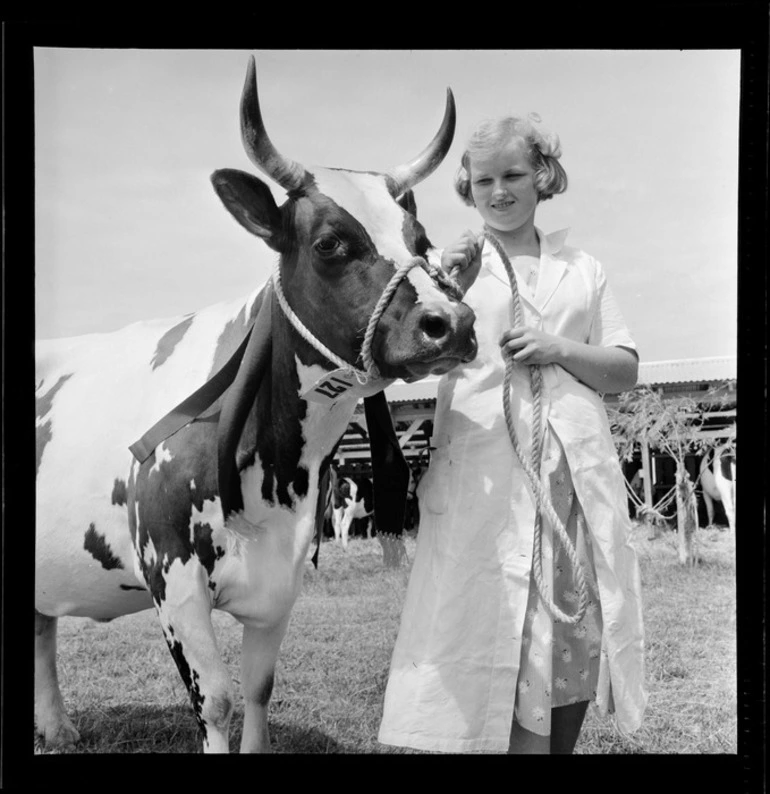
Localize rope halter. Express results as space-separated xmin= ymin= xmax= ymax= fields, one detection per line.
xmin=483 ymin=227 xmax=589 ymax=625
xmin=271 ymin=254 xmax=464 ymax=385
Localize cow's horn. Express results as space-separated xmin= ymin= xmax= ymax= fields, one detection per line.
xmin=386 ymin=88 xmax=456 ymax=196
xmin=240 ymin=56 xmax=310 ymax=193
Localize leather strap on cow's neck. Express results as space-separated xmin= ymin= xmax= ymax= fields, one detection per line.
xmin=129 ymin=276 xmax=410 ymax=565
xmin=364 ymin=390 xmax=410 ymax=537
xmin=128 ymin=317 xmax=259 ymax=464
xmin=216 ymin=283 xmax=274 ymax=519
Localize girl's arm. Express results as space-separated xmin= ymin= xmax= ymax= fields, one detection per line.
xmin=499 ymin=327 xmax=638 ymax=394
xmin=556 ymin=338 xmax=638 ymax=394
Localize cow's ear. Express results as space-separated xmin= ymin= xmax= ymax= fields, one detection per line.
xmin=397 ymin=189 xmax=418 ymax=218
xmin=211 ymin=169 xmax=284 ymax=251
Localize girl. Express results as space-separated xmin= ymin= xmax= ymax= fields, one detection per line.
xmin=378 ymin=113 xmax=647 ymax=754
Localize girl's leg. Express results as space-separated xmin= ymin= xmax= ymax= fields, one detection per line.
xmin=508 ymin=718 xmax=550 ymax=754
xmin=550 ymin=701 xmax=589 ymax=754
xmin=508 ymin=702 xmax=588 ymax=754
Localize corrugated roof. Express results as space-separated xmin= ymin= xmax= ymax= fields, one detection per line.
xmin=382 ymin=356 xmax=737 ymax=403
xmin=637 ymin=356 xmax=737 ymax=385
xmin=384 ymin=376 xmax=442 ymax=403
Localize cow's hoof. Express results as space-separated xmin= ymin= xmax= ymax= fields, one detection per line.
xmin=36 ymin=717 xmax=81 ymax=749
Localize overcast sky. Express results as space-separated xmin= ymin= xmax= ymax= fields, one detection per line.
xmin=34 ymin=48 xmax=740 ymax=363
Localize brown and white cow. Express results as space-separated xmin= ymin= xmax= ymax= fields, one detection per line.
xmin=35 ymin=57 xmax=477 ymax=753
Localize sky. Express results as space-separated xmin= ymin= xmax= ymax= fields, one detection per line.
xmin=34 ymin=48 xmax=741 ymax=363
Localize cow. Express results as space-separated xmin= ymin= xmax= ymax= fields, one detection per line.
xmin=629 ymin=468 xmax=645 ymax=509
xmin=699 ymin=442 xmax=736 ymax=532
xmin=35 ymin=56 xmax=477 ymax=754
xmin=331 ymin=475 xmax=375 ymax=548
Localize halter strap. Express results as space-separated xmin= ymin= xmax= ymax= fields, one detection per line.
xmin=272 ymin=254 xmax=462 ymax=383
xmin=129 ymin=252 xmax=463 ymax=464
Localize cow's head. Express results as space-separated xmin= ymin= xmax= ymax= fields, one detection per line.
xmin=211 ymin=57 xmax=477 ymax=382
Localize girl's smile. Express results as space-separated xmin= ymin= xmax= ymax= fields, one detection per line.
xmin=469 ymin=137 xmax=539 ymax=240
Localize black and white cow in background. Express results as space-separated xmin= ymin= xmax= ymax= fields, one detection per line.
xmin=331 ymin=474 xmax=375 ymax=548
xmin=699 ymin=442 xmax=736 ymax=532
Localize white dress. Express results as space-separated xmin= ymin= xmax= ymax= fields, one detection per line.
xmin=378 ymin=228 xmax=647 ymax=753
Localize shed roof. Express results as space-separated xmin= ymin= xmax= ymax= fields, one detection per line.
xmin=637 ymin=356 xmax=736 ymax=385
xmin=383 ymin=356 xmax=737 ymax=404
xmin=384 ymin=376 xmax=442 ymax=403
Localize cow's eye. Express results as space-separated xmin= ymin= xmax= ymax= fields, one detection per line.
xmin=314 ymin=235 xmax=341 ymax=258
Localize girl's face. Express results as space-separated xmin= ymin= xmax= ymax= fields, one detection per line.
xmin=468 ymin=137 xmax=539 ymax=235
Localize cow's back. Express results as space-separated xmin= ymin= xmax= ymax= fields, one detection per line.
xmin=35 ymin=290 xmax=260 ymax=619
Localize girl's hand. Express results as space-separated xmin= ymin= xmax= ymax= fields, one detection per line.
xmin=499 ymin=327 xmax=564 ymax=366
xmin=440 ymin=231 xmax=484 ymax=294
xmin=500 ymin=329 xmax=639 ymax=393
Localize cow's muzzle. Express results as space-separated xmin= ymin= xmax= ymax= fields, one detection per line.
xmin=374 ymin=295 xmax=478 ymax=381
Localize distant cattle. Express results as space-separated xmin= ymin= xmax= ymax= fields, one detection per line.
xmin=629 ymin=469 xmax=644 ymax=505
xmin=332 ymin=475 xmax=375 ymax=549
xmin=699 ymin=443 xmax=736 ymax=532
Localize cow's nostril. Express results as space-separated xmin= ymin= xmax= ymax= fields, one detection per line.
xmin=420 ymin=313 xmax=449 ymax=340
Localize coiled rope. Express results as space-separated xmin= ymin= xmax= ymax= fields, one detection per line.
xmin=483 ymin=228 xmax=588 ymax=625
xmin=272 ymin=255 xmax=463 ymax=384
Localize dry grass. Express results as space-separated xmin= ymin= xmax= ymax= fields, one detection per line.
xmin=577 ymin=524 xmax=737 ymax=755
xmin=35 ymin=524 xmax=737 ymax=754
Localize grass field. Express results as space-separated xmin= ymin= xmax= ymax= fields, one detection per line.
xmin=35 ymin=523 xmax=737 ymax=754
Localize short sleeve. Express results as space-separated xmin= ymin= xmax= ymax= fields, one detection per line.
xmin=587 ymin=259 xmax=638 ymax=355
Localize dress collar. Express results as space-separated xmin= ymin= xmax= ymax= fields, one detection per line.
xmin=481 ymin=226 xmax=570 ymax=262
xmin=480 ymin=226 xmax=571 ymax=314
xmin=540 ymin=227 xmax=570 ymax=255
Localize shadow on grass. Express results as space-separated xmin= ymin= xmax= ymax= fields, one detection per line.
xmin=36 ymin=704 xmax=201 ymax=754
xmin=36 ymin=705 xmax=348 ymax=754
xmin=267 ymin=722 xmax=347 ymax=754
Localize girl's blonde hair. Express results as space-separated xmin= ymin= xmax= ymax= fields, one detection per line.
xmin=454 ymin=113 xmax=568 ymax=205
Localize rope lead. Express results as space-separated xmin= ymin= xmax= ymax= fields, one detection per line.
xmin=273 ymin=255 xmax=463 ymax=383
xmin=484 ymin=228 xmax=588 ymax=625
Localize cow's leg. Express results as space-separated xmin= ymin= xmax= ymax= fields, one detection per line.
xmin=340 ymin=506 xmax=354 ymax=550
xmin=155 ymin=582 xmax=235 ymax=753
xmin=332 ymin=507 xmax=343 ymax=544
xmin=34 ymin=610 xmax=81 ymax=748
xmin=729 ymin=461 xmax=737 ymax=533
xmin=239 ymin=619 xmax=290 ymax=753
xmin=719 ymin=480 xmax=736 ymax=534
xmin=717 ymin=455 xmax=736 ymax=533
xmin=700 ymin=462 xmax=719 ymax=527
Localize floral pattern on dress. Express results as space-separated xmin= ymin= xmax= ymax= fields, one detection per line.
xmin=513 ymin=431 xmax=603 ymax=737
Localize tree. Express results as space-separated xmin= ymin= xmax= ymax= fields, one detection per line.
xmin=607 ymin=385 xmax=731 ymax=566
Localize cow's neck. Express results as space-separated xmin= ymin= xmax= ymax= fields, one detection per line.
xmin=207 ymin=290 xmax=264 ymax=380
xmin=236 ymin=302 xmax=360 ymax=514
